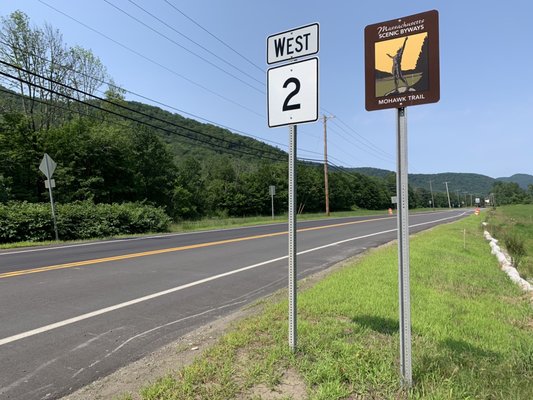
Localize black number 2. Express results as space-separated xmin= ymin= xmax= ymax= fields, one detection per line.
xmin=282 ymin=77 xmax=301 ymax=111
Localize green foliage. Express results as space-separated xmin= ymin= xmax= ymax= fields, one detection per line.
xmin=503 ymin=232 xmax=526 ymax=267
xmin=492 ymin=181 xmax=528 ymax=205
xmin=0 ymin=201 xmax=170 ymax=243
xmin=485 ymin=204 xmax=533 ymax=279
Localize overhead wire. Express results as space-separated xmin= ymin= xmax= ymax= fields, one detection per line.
xmin=102 ymin=0 xmax=264 ymax=94
xmin=124 ymin=0 xmax=263 ymax=85
xmin=162 ymin=0 xmax=265 ymax=73
xmin=37 ymin=0 xmax=264 ymax=118
xmin=0 ymin=40 xmax=329 ymax=159
xmin=328 ymin=124 xmax=395 ymax=165
xmin=321 ymin=107 xmax=394 ymax=159
xmin=0 ymin=63 xmax=285 ymax=161
xmin=21 ymin=2 xmax=397 ymax=171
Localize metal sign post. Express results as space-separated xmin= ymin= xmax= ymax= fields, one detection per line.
xmin=288 ymin=125 xmax=297 ymax=351
xmin=39 ymin=153 xmax=59 ymax=241
xmin=267 ymin=23 xmax=319 ymax=352
xmin=364 ymin=10 xmax=440 ymax=388
xmin=396 ymin=107 xmax=412 ymax=386
xmin=269 ymin=185 xmax=276 ymax=219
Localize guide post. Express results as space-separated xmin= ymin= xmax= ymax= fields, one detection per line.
xmin=39 ymin=153 xmax=59 ymax=241
xmin=365 ymin=10 xmax=439 ymax=387
xmin=267 ymin=23 xmax=319 ymax=352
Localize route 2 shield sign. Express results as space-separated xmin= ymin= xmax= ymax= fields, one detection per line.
xmin=267 ymin=57 xmax=318 ymax=128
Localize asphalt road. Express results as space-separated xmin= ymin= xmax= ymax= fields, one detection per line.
xmin=0 ymin=209 xmax=471 ymax=399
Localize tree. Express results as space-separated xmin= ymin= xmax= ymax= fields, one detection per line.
xmin=491 ymin=181 xmax=527 ymax=205
xmin=0 ymin=11 xmax=108 ymax=130
xmin=0 ymin=112 xmax=41 ymax=201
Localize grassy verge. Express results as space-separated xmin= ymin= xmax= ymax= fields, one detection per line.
xmin=0 ymin=208 xmax=449 ymax=250
xmin=484 ymin=205 xmax=533 ymax=280
xmin=169 ymin=208 xmax=446 ymax=233
xmin=0 ymin=209 xmax=386 ymax=250
xmin=126 ymin=214 xmax=533 ymax=399
xmin=168 ymin=209 xmax=388 ymax=233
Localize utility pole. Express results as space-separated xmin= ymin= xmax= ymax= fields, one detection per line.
xmin=444 ymin=181 xmax=452 ymax=209
xmin=323 ymin=114 xmax=334 ymax=216
xmin=455 ymin=190 xmax=461 ymax=207
xmin=429 ymin=180 xmax=435 ymax=209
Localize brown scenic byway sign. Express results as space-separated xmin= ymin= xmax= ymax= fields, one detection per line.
xmin=364 ymin=10 xmax=440 ymax=111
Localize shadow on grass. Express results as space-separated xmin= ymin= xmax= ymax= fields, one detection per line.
xmin=352 ymin=315 xmax=398 ymax=335
xmin=442 ymin=338 xmax=500 ymax=360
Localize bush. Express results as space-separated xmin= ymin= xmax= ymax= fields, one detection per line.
xmin=0 ymin=201 xmax=171 ymax=243
xmin=503 ymin=232 xmax=527 ymax=268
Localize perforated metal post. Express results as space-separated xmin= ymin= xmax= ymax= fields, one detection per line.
xmin=288 ymin=124 xmax=297 ymax=352
xmin=45 ymin=159 xmax=59 ymax=241
xmin=396 ymin=107 xmax=412 ymax=387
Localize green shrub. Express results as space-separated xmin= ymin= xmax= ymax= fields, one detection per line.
xmin=0 ymin=201 xmax=171 ymax=243
xmin=503 ymin=232 xmax=527 ymax=268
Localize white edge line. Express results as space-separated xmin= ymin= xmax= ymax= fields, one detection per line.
xmin=0 ymin=211 xmax=468 ymax=347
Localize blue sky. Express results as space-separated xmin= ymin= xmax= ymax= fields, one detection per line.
xmin=1 ymin=0 xmax=531 ymax=179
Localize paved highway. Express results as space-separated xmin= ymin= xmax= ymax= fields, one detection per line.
xmin=0 ymin=210 xmax=470 ymax=399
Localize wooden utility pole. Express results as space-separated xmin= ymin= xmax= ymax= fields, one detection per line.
xmin=323 ymin=115 xmax=334 ymax=216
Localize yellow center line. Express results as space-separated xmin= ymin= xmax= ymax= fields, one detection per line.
xmin=0 ymin=217 xmax=393 ymax=279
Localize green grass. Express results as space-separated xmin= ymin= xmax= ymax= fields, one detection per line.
xmin=169 ymin=208 xmax=446 ymax=234
xmin=168 ymin=209 xmax=388 ymax=233
xmin=133 ymin=215 xmax=533 ymax=399
xmin=484 ymin=205 xmax=533 ymax=280
xmin=0 ymin=208 xmax=447 ymax=250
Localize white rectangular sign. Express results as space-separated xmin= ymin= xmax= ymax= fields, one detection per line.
xmin=267 ymin=57 xmax=318 ymax=128
xmin=267 ymin=23 xmax=319 ymax=65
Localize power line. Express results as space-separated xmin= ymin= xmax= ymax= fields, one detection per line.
xmin=0 ymin=85 xmax=275 ymax=165
xmin=321 ymin=107 xmax=394 ymax=159
xmin=0 ymin=63 xmax=285 ymax=161
xmin=328 ymin=124 xmax=395 ymax=167
xmin=162 ymin=0 xmax=264 ymax=73
xmin=0 ymin=38 xmax=287 ymax=149
xmin=0 ymin=39 xmax=327 ymax=159
xmin=37 ymin=0 xmax=264 ymax=118
xmin=125 ymin=0 xmax=263 ymax=85
xmin=102 ymin=0 xmax=264 ymax=94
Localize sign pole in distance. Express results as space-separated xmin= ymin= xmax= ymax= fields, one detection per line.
xmin=39 ymin=153 xmax=59 ymax=241
xmin=365 ymin=10 xmax=439 ymax=387
xmin=288 ymin=124 xmax=297 ymax=351
xmin=269 ymin=185 xmax=276 ymax=219
xmin=396 ymin=107 xmax=411 ymax=386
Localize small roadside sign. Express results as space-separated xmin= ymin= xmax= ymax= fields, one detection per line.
xmin=38 ymin=153 xmax=59 ymax=241
xmin=267 ymin=57 xmax=319 ymax=128
xmin=364 ymin=10 xmax=440 ymax=111
xmin=39 ymin=153 xmax=56 ymax=179
xmin=267 ymin=23 xmax=319 ymax=65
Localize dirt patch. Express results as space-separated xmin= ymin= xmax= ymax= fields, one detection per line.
xmin=241 ymin=368 xmax=307 ymax=400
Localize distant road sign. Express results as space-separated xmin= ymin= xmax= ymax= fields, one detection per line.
xmin=39 ymin=153 xmax=56 ymax=179
xmin=364 ymin=10 xmax=440 ymax=111
xmin=267 ymin=57 xmax=318 ymax=128
xmin=267 ymin=23 xmax=319 ymax=65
